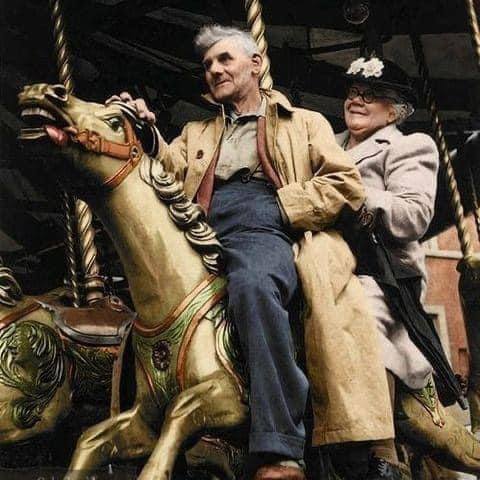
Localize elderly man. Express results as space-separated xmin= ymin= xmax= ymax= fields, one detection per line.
xmin=118 ymin=25 xmax=394 ymax=480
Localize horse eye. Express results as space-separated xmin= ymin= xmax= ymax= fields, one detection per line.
xmin=106 ymin=117 xmax=124 ymax=131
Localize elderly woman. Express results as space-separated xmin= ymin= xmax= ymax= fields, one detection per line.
xmin=337 ymin=56 xmax=478 ymax=479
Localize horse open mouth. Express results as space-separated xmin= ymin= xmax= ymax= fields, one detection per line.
xmin=19 ymin=105 xmax=72 ymax=146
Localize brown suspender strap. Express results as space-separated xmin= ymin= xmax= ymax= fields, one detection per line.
xmin=195 ymin=115 xmax=281 ymax=212
xmin=196 ymin=147 xmax=220 ymax=213
xmin=256 ymin=116 xmax=282 ymax=189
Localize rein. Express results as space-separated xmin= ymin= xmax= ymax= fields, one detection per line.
xmin=69 ymin=120 xmax=144 ymax=191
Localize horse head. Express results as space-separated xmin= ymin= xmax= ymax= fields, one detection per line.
xmin=18 ymin=83 xmax=143 ymax=198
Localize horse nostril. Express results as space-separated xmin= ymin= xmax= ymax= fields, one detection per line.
xmin=49 ymin=84 xmax=68 ymax=102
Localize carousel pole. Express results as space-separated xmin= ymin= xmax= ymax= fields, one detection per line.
xmin=49 ymin=0 xmax=104 ymax=305
xmin=410 ymin=33 xmax=473 ymax=259
xmin=465 ymin=0 xmax=480 ymax=238
xmin=466 ymin=0 xmax=480 ymax=66
xmin=410 ymin=27 xmax=480 ymax=427
xmin=245 ymin=0 xmax=273 ymax=89
xmin=462 ymin=0 xmax=480 ymax=432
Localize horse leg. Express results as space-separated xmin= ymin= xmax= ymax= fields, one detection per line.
xmin=185 ymin=436 xmax=245 ymax=480
xmin=137 ymin=371 xmax=247 ymax=480
xmin=64 ymin=404 xmax=157 ymax=480
xmin=396 ymin=382 xmax=480 ymax=474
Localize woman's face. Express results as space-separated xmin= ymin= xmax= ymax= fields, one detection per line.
xmin=344 ymin=83 xmax=397 ymax=142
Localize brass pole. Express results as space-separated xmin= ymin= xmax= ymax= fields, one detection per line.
xmin=461 ymin=0 xmax=480 ymax=431
xmin=61 ymin=189 xmax=81 ymax=307
xmin=245 ymin=0 xmax=273 ymax=89
xmin=465 ymin=0 xmax=480 ymax=238
xmin=48 ymin=0 xmax=104 ymax=304
xmin=466 ymin=0 xmax=480 ymax=66
xmin=410 ymin=32 xmax=473 ymax=258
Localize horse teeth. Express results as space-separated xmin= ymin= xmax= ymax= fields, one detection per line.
xmin=21 ymin=107 xmax=56 ymax=121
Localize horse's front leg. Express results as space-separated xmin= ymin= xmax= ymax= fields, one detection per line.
xmin=138 ymin=371 xmax=247 ymax=480
xmin=65 ymin=403 xmax=157 ymax=480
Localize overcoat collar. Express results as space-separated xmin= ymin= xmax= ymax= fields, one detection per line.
xmin=336 ymin=124 xmax=401 ymax=164
xmin=201 ymin=88 xmax=294 ymax=119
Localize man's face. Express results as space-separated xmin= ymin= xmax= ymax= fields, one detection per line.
xmin=202 ymin=37 xmax=261 ymax=104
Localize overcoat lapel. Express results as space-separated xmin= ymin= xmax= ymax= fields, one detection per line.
xmin=335 ymin=124 xmax=400 ymax=165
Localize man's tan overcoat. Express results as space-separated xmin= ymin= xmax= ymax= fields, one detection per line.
xmin=156 ymin=89 xmax=394 ymax=445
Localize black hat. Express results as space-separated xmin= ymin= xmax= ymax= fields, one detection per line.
xmin=343 ymin=56 xmax=417 ymax=107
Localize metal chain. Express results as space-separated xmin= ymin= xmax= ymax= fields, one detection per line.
xmin=245 ymin=0 xmax=273 ymax=90
xmin=410 ymin=32 xmax=473 ymax=258
xmin=49 ymin=0 xmax=104 ymax=304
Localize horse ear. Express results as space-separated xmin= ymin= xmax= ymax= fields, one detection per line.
xmin=109 ymin=101 xmax=159 ymax=156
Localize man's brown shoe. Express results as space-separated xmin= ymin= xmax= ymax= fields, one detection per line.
xmin=253 ymin=464 xmax=306 ymax=480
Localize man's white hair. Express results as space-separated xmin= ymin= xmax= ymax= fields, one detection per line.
xmin=194 ymin=24 xmax=260 ymax=58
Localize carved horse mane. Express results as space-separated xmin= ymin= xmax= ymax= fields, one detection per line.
xmin=139 ymin=145 xmax=223 ymax=275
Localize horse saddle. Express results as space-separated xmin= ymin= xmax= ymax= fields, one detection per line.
xmin=39 ymin=295 xmax=135 ymax=346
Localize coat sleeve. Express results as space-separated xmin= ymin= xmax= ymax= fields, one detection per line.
xmin=153 ymin=124 xmax=188 ymax=182
xmin=276 ymin=111 xmax=365 ymax=231
xmin=365 ymin=133 xmax=439 ymax=243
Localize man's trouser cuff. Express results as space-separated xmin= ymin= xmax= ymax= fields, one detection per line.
xmin=249 ymin=431 xmax=305 ymax=459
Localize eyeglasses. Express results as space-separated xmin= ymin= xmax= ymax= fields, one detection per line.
xmin=346 ymin=86 xmax=396 ymax=104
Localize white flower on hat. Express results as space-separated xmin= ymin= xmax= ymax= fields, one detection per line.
xmin=347 ymin=56 xmax=385 ymax=78
xmin=347 ymin=57 xmax=366 ymax=75
xmin=362 ymin=57 xmax=384 ymax=78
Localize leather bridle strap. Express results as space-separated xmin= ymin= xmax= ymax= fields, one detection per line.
xmin=70 ymin=120 xmax=144 ymax=191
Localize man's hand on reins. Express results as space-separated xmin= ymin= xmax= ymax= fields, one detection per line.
xmin=106 ymin=92 xmax=157 ymax=125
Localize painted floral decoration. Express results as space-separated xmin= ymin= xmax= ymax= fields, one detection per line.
xmin=347 ymin=57 xmax=385 ymax=79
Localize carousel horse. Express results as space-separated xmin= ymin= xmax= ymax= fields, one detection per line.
xmin=0 ymin=254 xmax=134 ymax=447
xmin=17 ymin=83 xmax=480 ymax=480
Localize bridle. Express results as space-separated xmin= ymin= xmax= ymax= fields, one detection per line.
xmin=69 ymin=119 xmax=144 ymax=191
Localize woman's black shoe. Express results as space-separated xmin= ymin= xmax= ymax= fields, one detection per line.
xmin=366 ymin=456 xmax=403 ymax=480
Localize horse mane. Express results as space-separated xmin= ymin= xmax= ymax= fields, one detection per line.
xmin=0 ymin=260 xmax=23 ymax=307
xmin=139 ymin=154 xmax=224 ymax=275
xmin=0 ymin=320 xmax=65 ymax=429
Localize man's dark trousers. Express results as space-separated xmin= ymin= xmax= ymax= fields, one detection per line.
xmin=208 ymin=177 xmax=309 ymax=460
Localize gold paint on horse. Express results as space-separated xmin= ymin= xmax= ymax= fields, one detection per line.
xmin=19 ymin=84 xmax=247 ymax=480
xmin=0 ymin=288 xmax=133 ymax=445
xmin=18 ymin=84 xmax=480 ymax=478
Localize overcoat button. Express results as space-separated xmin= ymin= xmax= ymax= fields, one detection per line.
xmin=196 ymin=150 xmax=204 ymax=159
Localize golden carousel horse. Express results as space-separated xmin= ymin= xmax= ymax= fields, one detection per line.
xmin=0 ymin=261 xmax=134 ymax=447
xmin=17 ymin=83 xmax=480 ymax=480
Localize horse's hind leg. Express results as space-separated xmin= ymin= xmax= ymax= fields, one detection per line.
xmin=396 ymin=385 xmax=480 ymax=474
xmin=65 ymin=404 xmax=157 ymax=480
xmin=137 ymin=371 xmax=247 ymax=480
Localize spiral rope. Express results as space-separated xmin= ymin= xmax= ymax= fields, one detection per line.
xmin=410 ymin=32 xmax=473 ymax=258
xmin=49 ymin=0 xmax=104 ymax=304
xmin=245 ymin=0 xmax=273 ymax=89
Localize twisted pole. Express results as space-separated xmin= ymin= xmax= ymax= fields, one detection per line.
xmin=410 ymin=32 xmax=473 ymax=259
xmin=461 ymin=0 xmax=480 ymax=431
xmin=466 ymin=0 xmax=480 ymax=66
xmin=245 ymin=0 xmax=273 ymax=90
xmin=61 ymin=190 xmax=81 ymax=307
xmin=49 ymin=0 xmax=104 ymax=304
